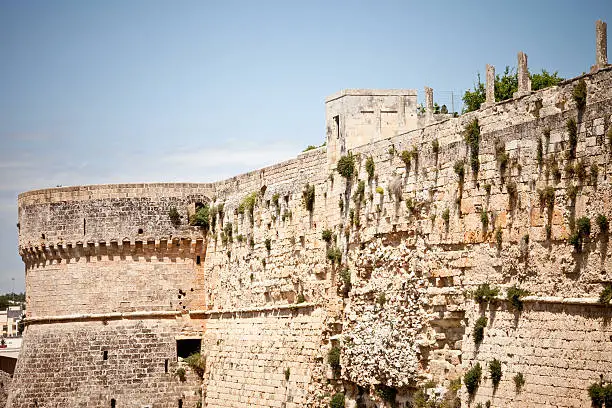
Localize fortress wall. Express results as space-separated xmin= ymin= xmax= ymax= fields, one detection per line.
xmin=202 ymin=306 xmax=325 ymax=408
xmin=462 ymin=302 xmax=612 ymax=408
xmin=320 ymin=68 xmax=612 ymax=403
xmin=201 ymin=147 xmax=332 ymax=310
xmin=11 ymin=60 xmax=612 ymax=406
xmin=8 ymin=319 xmax=202 ymax=408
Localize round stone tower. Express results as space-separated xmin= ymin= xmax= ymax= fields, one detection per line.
xmin=9 ymin=183 xmax=214 ymax=407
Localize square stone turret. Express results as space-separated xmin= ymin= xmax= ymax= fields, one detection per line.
xmin=325 ymin=89 xmax=418 ymax=168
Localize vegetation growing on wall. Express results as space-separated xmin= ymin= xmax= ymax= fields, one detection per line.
xmin=337 ymin=154 xmax=356 ymax=179
xmin=190 ymin=204 xmax=210 ymax=231
xmin=599 ymin=284 xmax=612 ymax=305
xmin=566 ymin=118 xmax=578 ymax=160
xmin=328 ymin=346 xmax=341 ymax=371
xmin=514 ymin=373 xmax=525 ymax=392
xmin=401 ymin=149 xmax=412 ymax=169
xmin=327 ymin=246 xmax=342 ymax=265
xmin=489 ymin=359 xmax=502 ymax=389
xmin=596 ymin=214 xmax=609 ymax=235
xmin=506 ymin=286 xmax=530 ymax=312
xmin=330 ymin=393 xmax=345 ymax=408
xmin=185 ymin=353 xmax=206 ymax=378
xmin=365 ymin=156 xmax=375 ymax=181
xmin=464 ymin=363 xmax=482 ymax=396
xmin=495 ymin=227 xmax=503 ymax=250
xmin=572 ymin=79 xmax=587 ymax=109
xmin=169 ymin=207 xmax=181 ymax=226
xmin=303 ymin=183 xmax=315 ymax=212
xmin=569 ymin=216 xmax=591 ymax=253
xmin=473 ymin=316 xmax=487 ymax=344
xmin=537 ymin=138 xmax=544 ymax=166
xmin=464 ymin=119 xmax=481 ymax=173
xmin=473 ymin=283 xmax=500 ymax=304
xmin=587 ymin=382 xmax=612 ymax=408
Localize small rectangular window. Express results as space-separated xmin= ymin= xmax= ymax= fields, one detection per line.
xmin=178 ymin=400 xmax=183 ymax=408
xmin=176 ymin=338 xmax=201 ymax=359
xmin=196 ymin=255 xmax=201 ymax=265
xmin=111 ymin=399 xmax=116 ymax=408
xmin=103 ymin=350 xmax=108 ymax=360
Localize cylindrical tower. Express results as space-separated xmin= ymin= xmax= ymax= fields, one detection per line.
xmin=9 ymin=183 xmax=214 ymax=408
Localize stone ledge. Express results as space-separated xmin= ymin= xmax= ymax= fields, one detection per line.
xmin=190 ymin=302 xmax=318 ymax=316
xmin=495 ymin=295 xmax=610 ymax=306
xmin=25 ymin=310 xmax=183 ymax=325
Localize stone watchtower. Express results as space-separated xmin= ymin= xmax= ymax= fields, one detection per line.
xmin=324 ymin=89 xmax=418 ymax=169
xmin=9 ymin=184 xmax=214 ymax=407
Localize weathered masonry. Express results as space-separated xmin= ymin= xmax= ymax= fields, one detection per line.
xmin=8 ymin=20 xmax=612 ymax=408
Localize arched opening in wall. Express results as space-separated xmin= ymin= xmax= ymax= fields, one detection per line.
xmin=111 ymin=399 xmax=116 ymax=408
xmin=138 ymin=228 xmax=143 ymax=234
xmin=41 ymin=233 xmax=45 ymax=239
xmin=176 ymin=338 xmax=201 ymax=360
xmin=196 ymin=255 xmax=201 ymax=265
xmin=178 ymin=399 xmax=183 ymax=408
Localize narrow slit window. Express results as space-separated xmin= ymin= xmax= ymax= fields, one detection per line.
xmin=83 ymin=219 xmax=86 ymax=236
xmin=333 ymin=115 xmax=340 ymax=139
xmin=165 ymin=359 xmax=169 ymax=373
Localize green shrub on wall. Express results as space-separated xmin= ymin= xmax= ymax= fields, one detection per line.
xmin=464 ymin=363 xmax=482 ymax=396
xmin=489 ymin=359 xmax=502 ymax=389
xmin=506 ymin=286 xmax=530 ymax=312
xmin=472 ymin=283 xmax=499 ymax=304
xmin=169 ymin=207 xmax=181 ymax=226
xmin=514 ymin=372 xmax=525 ymax=392
xmin=337 ymin=154 xmax=356 ymax=179
xmin=572 ymin=79 xmax=587 ymax=109
xmin=302 ymin=184 xmax=315 ymax=212
xmin=365 ymin=156 xmax=375 ymax=181
xmin=330 ymin=393 xmax=345 ymax=408
xmin=473 ymin=316 xmax=487 ymax=344
xmin=190 ymin=205 xmax=210 ymax=231
xmin=328 ymin=346 xmax=341 ymax=371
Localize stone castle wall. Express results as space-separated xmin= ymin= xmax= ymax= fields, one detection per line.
xmin=9 ymin=54 xmax=612 ymax=407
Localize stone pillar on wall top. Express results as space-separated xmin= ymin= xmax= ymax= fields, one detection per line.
xmin=424 ymin=86 xmax=434 ymax=113
xmin=592 ymin=20 xmax=608 ymax=72
xmin=514 ymin=51 xmax=531 ymax=98
xmin=483 ymin=64 xmax=495 ymax=107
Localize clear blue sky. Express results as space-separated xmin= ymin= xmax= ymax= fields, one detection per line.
xmin=0 ymin=0 xmax=610 ymax=293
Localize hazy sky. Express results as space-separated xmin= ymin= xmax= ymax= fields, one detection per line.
xmin=0 ymin=0 xmax=610 ymax=293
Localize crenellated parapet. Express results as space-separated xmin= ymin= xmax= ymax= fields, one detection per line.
xmin=19 ymin=236 xmax=208 ymax=269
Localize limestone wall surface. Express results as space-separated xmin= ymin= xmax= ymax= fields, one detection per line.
xmin=201 ymin=306 xmax=325 ymax=408
xmin=11 ymin=62 xmax=612 ymax=407
xmin=7 ymin=319 xmax=203 ymax=408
